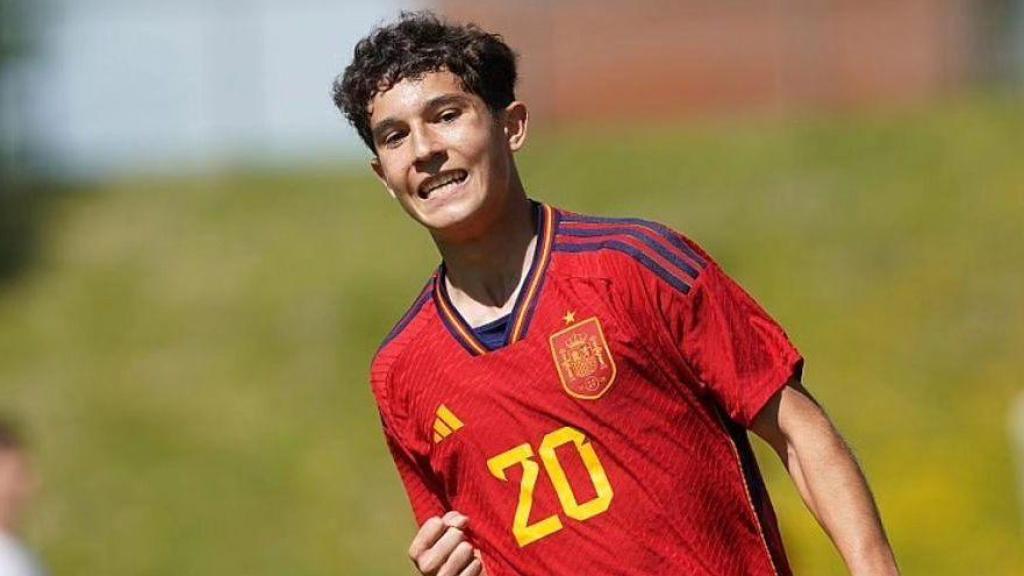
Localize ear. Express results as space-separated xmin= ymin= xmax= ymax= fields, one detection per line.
xmin=502 ymin=101 xmax=529 ymax=152
xmin=370 ymin=157 xmax=397 ymax=200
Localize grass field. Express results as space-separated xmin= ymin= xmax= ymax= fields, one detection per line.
xmin=1 ymin=93 xmax=1022 ymax=575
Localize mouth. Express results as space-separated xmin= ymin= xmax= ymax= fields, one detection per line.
xmin=417 ymin=169 xmax=469 ymax=200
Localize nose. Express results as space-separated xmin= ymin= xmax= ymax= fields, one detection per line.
xmin=410 ymin=124 xmax=443 ymax=164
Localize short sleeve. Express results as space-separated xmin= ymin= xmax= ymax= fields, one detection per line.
xmin=677 ymin=262 xmax=803 ymax=426
xmin=370 ymin=289 xmax=448 ymax=526
xmin=379 ymin=410 xmax=448 ymax=525
xmin=372 ymin=354 xmax=447 ymax=524
xmin=633 ymin=231 xmax=803 ymax=428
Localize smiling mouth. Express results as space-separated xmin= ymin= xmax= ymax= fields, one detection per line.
xmin=418 ymin=169 xmax=469 ymax=199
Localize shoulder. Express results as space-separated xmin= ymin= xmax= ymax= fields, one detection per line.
xmin=0 ymin=535 xmax=41 ymax=576
xmin=369 ymin=276 xmax=437 ymax=413
xmin=552 ymin=207 xmax=711 ymax=295
xmin=375 ymin=276 xmax=436 ymax=356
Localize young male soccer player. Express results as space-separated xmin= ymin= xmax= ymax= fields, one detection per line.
xmin=333 ymin=12 xmax=899 ymax=576
xmin=0 ymin=418 xmax=44 ymax=576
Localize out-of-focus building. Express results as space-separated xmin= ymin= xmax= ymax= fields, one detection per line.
xmin=0 ymin=0 xmax=1021 ymax=180
xmin=1009 ymin=0 xmax=1024 ymax=80
xmin=438 ymin=0 xmax=1021 ymax=124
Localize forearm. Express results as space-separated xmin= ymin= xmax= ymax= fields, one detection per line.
xmin=784 ymin=417 xmax=898 ymax=575
xmin=753 ymin=383 xmax=898 ymax=576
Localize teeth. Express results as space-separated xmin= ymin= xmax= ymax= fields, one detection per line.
xmin=422 ymin=171 xmax=466 ymax=196
xmin=430 ymin=176 xmax=454 ymax=191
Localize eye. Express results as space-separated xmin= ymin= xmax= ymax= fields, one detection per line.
xmin=382 ymin=130 xmax=406 ymax=148
xmin=438 ymin=108 xmax=461 ymax=123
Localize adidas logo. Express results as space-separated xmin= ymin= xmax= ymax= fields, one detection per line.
xmin=433 ymin=404 xmax=464 ymax=443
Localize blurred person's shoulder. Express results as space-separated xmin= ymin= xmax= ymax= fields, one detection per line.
xmin=0 ymin=533 xmax=44 ymax=576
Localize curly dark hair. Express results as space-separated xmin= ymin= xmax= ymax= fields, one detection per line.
xmin=332 ymin=11 xmax=518 ymax=153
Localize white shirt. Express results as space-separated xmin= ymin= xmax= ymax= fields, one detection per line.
xmin=0 ymin=533 xmax=42 ymax=576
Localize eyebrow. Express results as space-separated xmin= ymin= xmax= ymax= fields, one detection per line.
xmin=370 ymin=93 xmax=473 ymax=141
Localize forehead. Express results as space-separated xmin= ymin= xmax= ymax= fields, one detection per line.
xmin=368 ymin=70 xmax=479 ymax=125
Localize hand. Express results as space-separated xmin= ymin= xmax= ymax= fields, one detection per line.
xmin=408 ymin=510 xmax=486 ymax=576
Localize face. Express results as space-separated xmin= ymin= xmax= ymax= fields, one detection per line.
xmin=368 ymin=70 xmax=527 ymax=240
xmin=0 ymin=449 xmax=34 ymax=530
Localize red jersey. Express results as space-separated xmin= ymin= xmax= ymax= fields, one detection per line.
xmin=370 ymin=202 xmax=803 ymax=576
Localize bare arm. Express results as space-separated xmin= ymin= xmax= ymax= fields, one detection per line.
xmin=751 ymin=380 xmax=899 ymax=576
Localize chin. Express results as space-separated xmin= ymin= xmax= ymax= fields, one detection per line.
xmin=418 ymin=196 xmax=492 ymax=239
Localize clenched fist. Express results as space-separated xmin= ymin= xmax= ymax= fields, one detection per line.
xmin=408 ymin=510 xmax=486 ymax=576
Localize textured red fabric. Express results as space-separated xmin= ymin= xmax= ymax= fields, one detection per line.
xmin=370 ymin=205 xmax=802 ymax=576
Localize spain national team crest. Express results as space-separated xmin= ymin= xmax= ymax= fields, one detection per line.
xmin=549 ymin=314 xmax=617 ymax=400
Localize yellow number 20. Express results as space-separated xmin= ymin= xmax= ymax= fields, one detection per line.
xmin=486 ymin=426 xmax=614 ymax=547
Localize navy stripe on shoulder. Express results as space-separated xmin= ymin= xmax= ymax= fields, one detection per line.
xmin=559 ymin=213 xmax=708 ymax=268
xmin=377 ymin=279 xmax=433 ymax=352
xmin=553 ymin=240 xmax=692 ymax=294
xmin=559 ymin=225 xmax=700 ymax=280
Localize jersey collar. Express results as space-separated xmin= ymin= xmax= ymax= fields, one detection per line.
xmin=433 ymin=201 xmax=558 ymax=356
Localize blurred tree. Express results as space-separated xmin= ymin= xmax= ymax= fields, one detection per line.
xmin=976 ymin=0 xmax=1024 ymax=84
xmin=0 ymin=0 xmax=46 ymax=283
xmin=1 ymin=0 xmax=28 ymax=182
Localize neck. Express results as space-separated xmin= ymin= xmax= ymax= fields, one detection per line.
xmin=434 ymin=190 xmax=536 ymax=325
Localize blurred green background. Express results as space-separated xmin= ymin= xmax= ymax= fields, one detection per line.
xmin=1 ymin=92 xmax=1022 ymax=575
